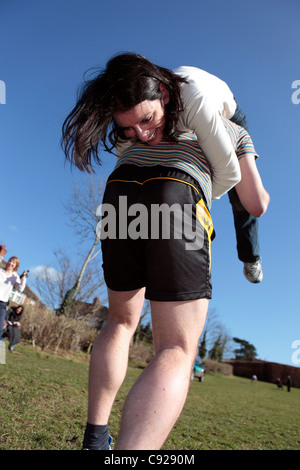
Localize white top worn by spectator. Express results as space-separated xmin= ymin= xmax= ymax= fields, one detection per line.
xmin=0 ymin=256 xmax=26 ymax=302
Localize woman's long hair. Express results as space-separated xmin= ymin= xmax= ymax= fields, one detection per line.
xmin=62 ymin=52 xmax=187 ymax=172
xmin=9 ymin=305 xmax=24 ymax=318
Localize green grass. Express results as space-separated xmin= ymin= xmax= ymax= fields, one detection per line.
xmin=0 ymin=343 xmax=299 ymax=450
xmin=171 ymin=374 xmax=300 ymax=450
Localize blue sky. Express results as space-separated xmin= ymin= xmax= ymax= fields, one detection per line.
xmin=1 ymin=0 xmax=299 ymax=367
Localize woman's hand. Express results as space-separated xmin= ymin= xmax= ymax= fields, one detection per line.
xmin=0 ymin=245 xmax=7 ymax=258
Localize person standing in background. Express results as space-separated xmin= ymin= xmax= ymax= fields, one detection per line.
xmin=0 ymin=245 xmax=28 ymax=339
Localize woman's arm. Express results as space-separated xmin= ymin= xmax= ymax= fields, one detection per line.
xmin=13 ymin=273 xmax=27 ymax=292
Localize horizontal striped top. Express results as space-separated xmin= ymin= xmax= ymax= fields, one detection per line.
xmin=223 ymin=118 xmax=258 ymax=162
xmin=115 ymin=118 xmax=258 ymax=209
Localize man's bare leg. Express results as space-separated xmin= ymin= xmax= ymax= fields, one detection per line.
xmin=115 ymin=298 xmax=208 ymax=450
xmin=87 ymin=288 xmax=145 ymax=426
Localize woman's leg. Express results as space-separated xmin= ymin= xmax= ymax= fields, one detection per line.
xmin=115 ymin=298 xmax=208 ymax=450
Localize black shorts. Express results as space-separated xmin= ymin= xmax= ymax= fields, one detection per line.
xmin=100 ymin=165 xmax=214 ymax=301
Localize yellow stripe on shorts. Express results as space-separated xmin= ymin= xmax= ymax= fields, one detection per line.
xmin=196 ymin=199 xmax=214 ymax=275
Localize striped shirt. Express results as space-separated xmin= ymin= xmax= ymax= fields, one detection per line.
xmin=115 ymin=118 xmax=258 ymax=209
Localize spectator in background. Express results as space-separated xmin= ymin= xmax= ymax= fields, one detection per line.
xmin=3 ymin=304 xmax=24 ymax=351
xmin=0 ymin=245 xmax=28 ymax=339
xmin=251 ymin=374 xmax=258 ymax=384
xmin=276 ymin=377 xmax=283 ymax=390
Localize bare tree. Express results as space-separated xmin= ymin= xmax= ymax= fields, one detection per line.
xmin=59 ymin=177 xmax=105 ymax=316
xmin=199 ymin=308 xmax=232 ymax=361
xmin=31 ymin=249 xmax=105 ymax=312
xmin=31 ymin=178 xmax=106 ymax=315
xmin=63 ymin=178 xmax=104 ymax=245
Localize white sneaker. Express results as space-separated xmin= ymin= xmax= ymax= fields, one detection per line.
xmin=243 ymin=260 xmax=263 ymax=283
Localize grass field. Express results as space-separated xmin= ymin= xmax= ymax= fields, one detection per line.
xmin=0 ymin=343 xmax=299 ymax=451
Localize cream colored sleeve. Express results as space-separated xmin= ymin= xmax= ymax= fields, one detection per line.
xmin=180 ymin=83 xmax=241 ymax=199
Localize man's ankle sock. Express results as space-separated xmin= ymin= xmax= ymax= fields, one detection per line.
xmin=82 ymin=422 xmax=109 ymax=450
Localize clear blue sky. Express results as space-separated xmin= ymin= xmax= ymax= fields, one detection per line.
xmin=1 ymin=0 xmax=299 ymax=367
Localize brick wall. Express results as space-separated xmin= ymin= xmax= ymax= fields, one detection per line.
xmin=226 ymin=360 xmax=300 ymax=389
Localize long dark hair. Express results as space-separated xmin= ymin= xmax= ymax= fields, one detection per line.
xmin=62 ymin=52 xmax=187 ymax=172
xmin=9 ymin=305 xmax=24 ymax=318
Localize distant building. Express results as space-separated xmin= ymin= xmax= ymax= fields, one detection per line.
xmin=57 ymin=297 xmax=109 ymax=329
xmin=10 ymin=283 xmax=42 ymax=307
